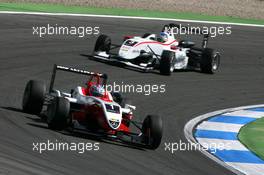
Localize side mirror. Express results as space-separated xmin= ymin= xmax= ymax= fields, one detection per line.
xmin=179 ymin=40 xmax=195 ymax=48
xmin=126 ymin=104 xmax=136 ymax=111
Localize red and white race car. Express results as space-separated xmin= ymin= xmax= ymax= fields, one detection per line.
xmin=22 ymin=65 xmax=163 ymax=149
xmin=93 ymin=23 xmax=220 ymax=75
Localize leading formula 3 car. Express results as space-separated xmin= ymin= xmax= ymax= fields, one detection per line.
xmin=22 ymin=65 xmax=163 ymax=149
xmin=93 ymin=23 xmax=220 ymax=75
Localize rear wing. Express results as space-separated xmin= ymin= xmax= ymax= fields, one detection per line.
xmin=162 ymin=23 xmax=209 ymax=48
xmin=49 ymin=64 xmax=107 ymax=93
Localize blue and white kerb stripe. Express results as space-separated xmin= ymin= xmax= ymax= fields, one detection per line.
xmin=194 ymin=108 xmax=264 ymax=175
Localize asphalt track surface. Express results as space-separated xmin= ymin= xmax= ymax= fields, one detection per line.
xmin=0 ymin=13 xmax=263 ymax=175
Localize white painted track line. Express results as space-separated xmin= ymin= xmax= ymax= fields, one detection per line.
xmin=0 ymin=11 xmax=263 ymax=27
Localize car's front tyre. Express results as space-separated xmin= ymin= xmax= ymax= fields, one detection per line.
xmin=94 ymin=34 xmax=111 ymax=54
xmin=160 ymin=50 xmax=175 ymax=75
xmin=47 ymin=97 xmax=70 ymax=131
xmin=142 ymin=115 xmax=163 ymax=149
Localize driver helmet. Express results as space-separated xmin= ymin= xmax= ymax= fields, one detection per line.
xmin=90 ymin=84 xmax=105 ymax=97
xmin=160 ymin=32 xmax=169 ymax=42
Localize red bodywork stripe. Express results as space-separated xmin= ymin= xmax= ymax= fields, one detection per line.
xmin=134 ymin=40 xmax=178 ymax=47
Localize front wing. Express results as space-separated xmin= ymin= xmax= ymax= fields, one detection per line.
xmin=93 ymin=52 xmax=154 ymax=71
xmin=71 ymin=124 xmax=150 ymax=149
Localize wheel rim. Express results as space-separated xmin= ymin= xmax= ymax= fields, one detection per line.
xmin=170 ymin=56 xmax=176 ymax=72
xmin=170 ymin=65 xmax=174 ymax=72
xmin=212 ymin=53 xmax=220 ymax=71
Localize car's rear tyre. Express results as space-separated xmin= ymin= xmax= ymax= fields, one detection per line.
xmin=200 ymin=48 xmax=220 ymax=74
xmin=142 ymin=115 xmax=163 ymax=149
xmin=22 ymin=80 xmax=46 ymax=115
xmin=47 ymin=97 xmax=70 ymax=131
xmin=160 ymin=50 xmax=175 ymax=75
xmin=94 ymin=34 xmax=111 ymax=54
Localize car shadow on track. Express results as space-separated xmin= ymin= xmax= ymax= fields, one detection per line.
xmin=1 ymin=106 xmax=146 ymax=151
xmin=1 ymin=106 xmax=26 ymax=113
xmin=81 ymin=53 xmax=202 ymax=75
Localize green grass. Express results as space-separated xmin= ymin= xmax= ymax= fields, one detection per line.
xmin=0 ymin=2 xmax=264 ymax=25
xmin=239 ymin=117 xmax=264 ymax=160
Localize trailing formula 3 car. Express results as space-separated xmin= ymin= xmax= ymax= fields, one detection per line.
xmin=93 ymin=23 xmax=220 ymax=75
xmin=22 ymin=65 xmax=163 ymax=149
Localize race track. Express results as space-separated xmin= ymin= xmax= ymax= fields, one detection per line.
xmin=0 ymin=14 xmax=263 ymax=175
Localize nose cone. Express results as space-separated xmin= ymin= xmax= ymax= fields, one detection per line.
xmin=104 ymin=103 xmax=122 ymax=130
xmin=119 ymin=45 xmax=140 ymax=59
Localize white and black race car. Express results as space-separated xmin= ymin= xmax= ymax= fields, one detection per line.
xmin=93 ymin=23 xmax=220 ymax=75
